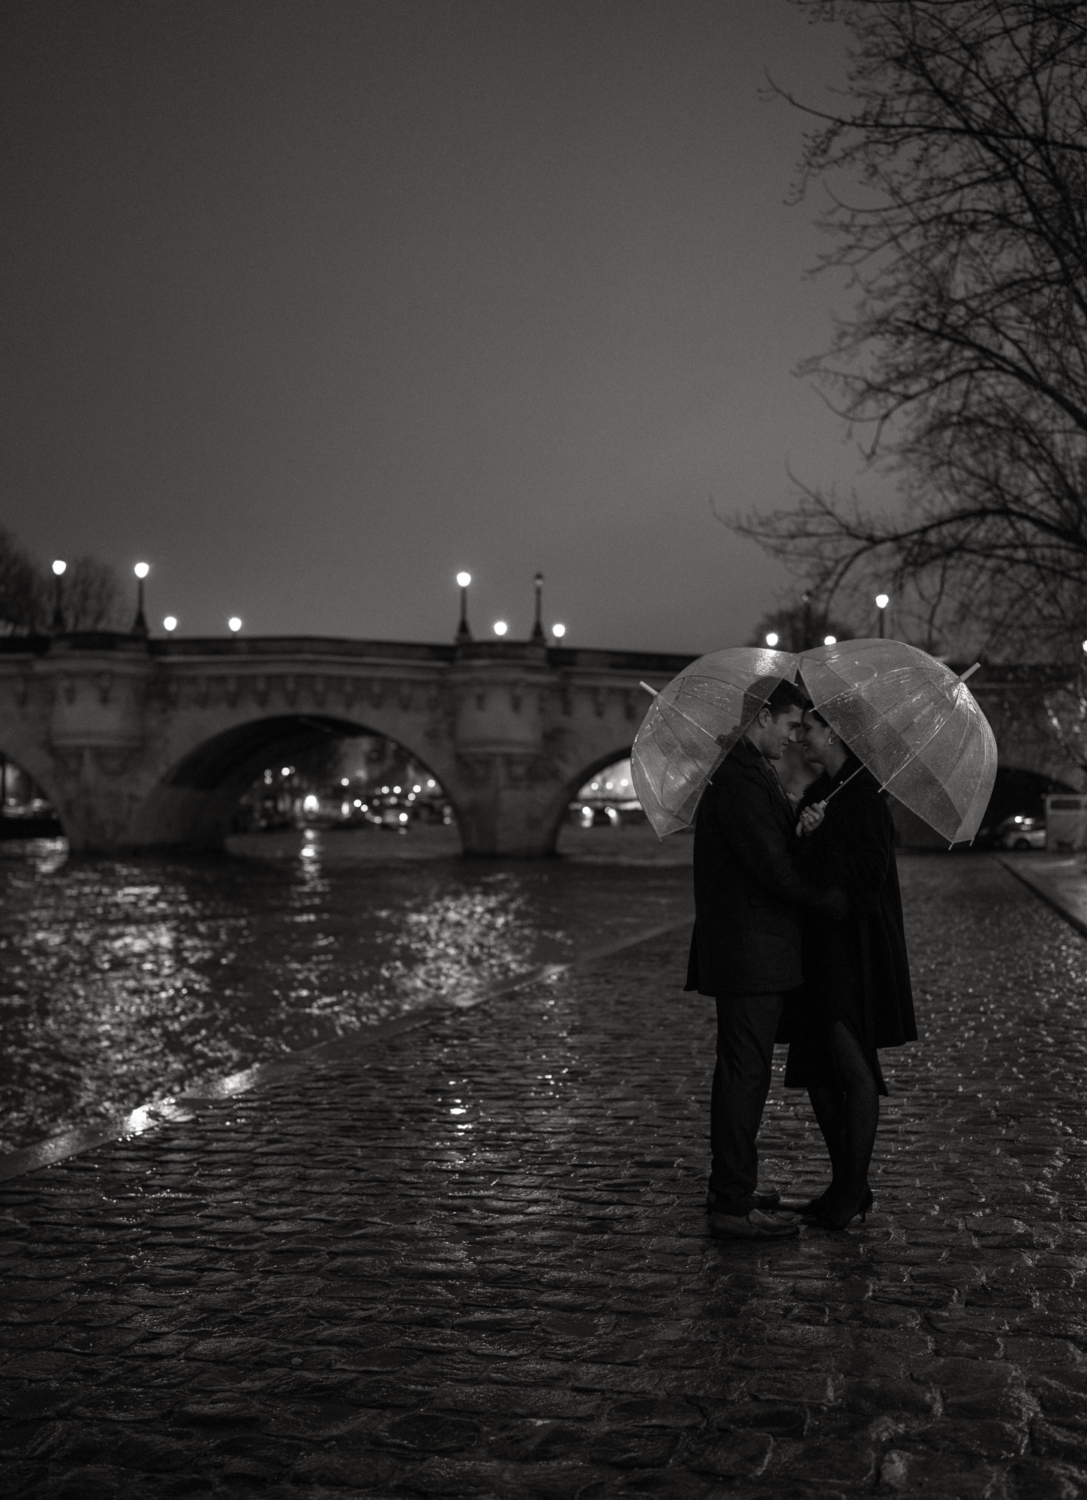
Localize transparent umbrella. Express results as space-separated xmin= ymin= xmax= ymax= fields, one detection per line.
xmin=632 ymin=646 xmax=801 ymax=837
xmin=798 ymin=639 xmax=998 ymax=844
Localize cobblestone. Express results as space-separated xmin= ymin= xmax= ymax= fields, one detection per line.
xmin=3 ymin=855 xmax=1087 ymax=1495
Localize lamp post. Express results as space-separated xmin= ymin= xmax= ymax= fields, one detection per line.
xmin=51 ymin=560 xmax=66 ymax=633
xmin=531 ymin=572 xmax=545 ymax=643
xmin=875 ymin=592 xmax=890 ymax=639
xmin=132 ymin=562 xmax=150 ymax=637
xmin=455 ymin=571 xmax=472 ymax=643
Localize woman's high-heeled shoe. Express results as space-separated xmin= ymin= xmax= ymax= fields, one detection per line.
xmin=814 ymin=1186 xmax=873 ymax=1231
xmin=797 ymin=1192 xmax=829 ymax=1218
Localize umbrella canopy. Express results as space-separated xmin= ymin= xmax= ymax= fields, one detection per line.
xmin=632 ymin=646 xmax=801 ymax=837
xmin=798 ymin=639 xmax=998 ymax=844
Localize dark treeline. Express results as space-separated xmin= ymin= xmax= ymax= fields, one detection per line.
xmin=0 ymin=527 xmax=123 ymax=635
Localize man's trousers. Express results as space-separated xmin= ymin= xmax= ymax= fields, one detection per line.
xmin=710 ymin=992 xmax=785 ymax=1214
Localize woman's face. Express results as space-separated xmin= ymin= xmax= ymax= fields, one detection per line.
xmin=800 ymin=711 xmax=837 ymax=769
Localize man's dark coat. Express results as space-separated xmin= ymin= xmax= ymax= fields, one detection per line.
xmin=685 ymin=738 xmax=846 ymax=998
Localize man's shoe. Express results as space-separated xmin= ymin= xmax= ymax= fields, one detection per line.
xmin=709 ymin=1207 xmax=800 ymax=1240
xmin=706 ymin=1189 xmax=781 ymax=1214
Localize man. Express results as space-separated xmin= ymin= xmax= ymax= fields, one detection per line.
xmin=686 ymin=678 xmax=847 ymax=1240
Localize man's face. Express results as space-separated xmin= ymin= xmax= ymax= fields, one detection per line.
xmin=761 ymin=705 xmax=803 ymax=760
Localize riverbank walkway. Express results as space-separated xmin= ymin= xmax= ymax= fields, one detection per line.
xmin=4 ymin=853 xmax=1087 ymax=1498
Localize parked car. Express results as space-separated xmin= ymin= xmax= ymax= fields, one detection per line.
xmin=995 ymin=814 xmax=1046 ymax=851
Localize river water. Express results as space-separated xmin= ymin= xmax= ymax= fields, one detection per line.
xmin=0 ymin=825 xmax=692 ymax=1155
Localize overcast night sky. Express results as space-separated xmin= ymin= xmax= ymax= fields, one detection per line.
xmin=2 ymin=0 xmax=872 ymax=655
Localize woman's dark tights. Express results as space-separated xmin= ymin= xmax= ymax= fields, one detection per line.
xmin=807 ymin=1021 xmax=879 ymax=1201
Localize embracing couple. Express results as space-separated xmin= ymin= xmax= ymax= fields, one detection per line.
xmin=686 ymin=677 xmax=916 ymax=1239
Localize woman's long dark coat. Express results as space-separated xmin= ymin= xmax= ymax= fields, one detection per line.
xmin=780 ymin=757 xmax=917 ymax=1092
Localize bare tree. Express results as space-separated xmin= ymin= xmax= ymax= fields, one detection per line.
xmin=734 ymin=0 xmax=1087 ymax=659
xmin=59 ymin=557 xmax=125 ymax=631
xmin=0 ymin=528 xmax=124 ymax=634
xmin=0 ymin=528 xmax=43 ymax=634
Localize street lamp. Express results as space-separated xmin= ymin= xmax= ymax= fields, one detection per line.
xmin=875 ymin=592 xmax=890 ymax=638
xmin=765 ymin=631 xmax=779 ymax=647
xmin=531 ymin=572 xmax=545 ymax=643
xmin=455 ymin=571 xmax=472 ymax=643
xmin=163 ymin=616 xmax=177 ymax=632
xmin=228 ymin=616 xmax=242 ymax=633
xmin=51 ymin=560 xmax=66 ymax=632
xmin=493 ymin=620 xmax=508 ymax=637
xmin=552 ymin=622 xmax=566 ymax=640
xmin=132 ymin=562 xmax=150 ymax=637
xmin=824 ymin=634 xmax=837 ymax=646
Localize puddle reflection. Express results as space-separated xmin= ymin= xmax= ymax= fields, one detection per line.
xmin=0 ymin=840 xmax=691 ymax=1153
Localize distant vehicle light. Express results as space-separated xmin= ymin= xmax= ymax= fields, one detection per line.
xmin=824 ymin=635 xmax=837 ymax=646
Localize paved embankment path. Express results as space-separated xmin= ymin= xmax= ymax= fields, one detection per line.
xmin=4 ymin=855 xmax=1087 ymax=1498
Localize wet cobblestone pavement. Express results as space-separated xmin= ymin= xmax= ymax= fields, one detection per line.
xmin=4 ymin=854 xmax=1087 ymax=1498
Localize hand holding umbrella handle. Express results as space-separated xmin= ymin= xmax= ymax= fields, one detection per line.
xmin=796 ymin=801 xmax=827 ymax=837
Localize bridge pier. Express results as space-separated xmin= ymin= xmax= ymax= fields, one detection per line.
xmin=449 ymin=753 xmax=564 ymax=858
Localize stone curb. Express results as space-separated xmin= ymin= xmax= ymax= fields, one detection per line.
xmin=0 ymin=915 xmax=691 ymax=1185
xmin=998 ymin=852 xmax=1087 ymax=944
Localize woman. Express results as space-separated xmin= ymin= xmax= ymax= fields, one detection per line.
xmin=785 ymin=708 xmax=917 ymax=1230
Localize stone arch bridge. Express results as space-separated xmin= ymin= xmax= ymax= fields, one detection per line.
xmin=0 ymin=633 xmax=697 ymax=856
xmin=0 ymin=634 xmax=1077 ymax=855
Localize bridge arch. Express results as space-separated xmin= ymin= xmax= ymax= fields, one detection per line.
xmin=136 ymin=712 xmax=464 ymax=853
xmin=545 ymin=744 xmax=637 ymax=852
xmin=0 ymin=743 xmax=66 ymax=838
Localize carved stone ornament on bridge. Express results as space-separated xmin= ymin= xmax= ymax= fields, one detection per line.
xmin=455 ymin=750 xmax=556 ymax=790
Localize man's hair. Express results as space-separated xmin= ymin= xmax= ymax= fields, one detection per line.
xmin=764 ymin=679 xmax=809 ymax=718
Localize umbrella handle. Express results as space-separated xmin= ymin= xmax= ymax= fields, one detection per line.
xmin=819 ymin=763 xmax=866 ymax=806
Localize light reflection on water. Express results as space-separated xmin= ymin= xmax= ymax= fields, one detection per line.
xmin=0 ymin=834 xmax=692 ymax=1153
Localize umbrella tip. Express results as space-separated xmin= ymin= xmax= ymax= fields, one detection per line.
xmin=639 ymin=681 xmax=657 ymax=697
xmin=956 ymin=662 xmax=981 ymax=684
